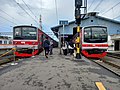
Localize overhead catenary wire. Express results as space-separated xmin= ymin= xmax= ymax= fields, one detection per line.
xmin=113 ymin=14 xmax=120 ymax=19
xmin=0 ymin=26 xmax=10 ymax=30
xmin=0 ymin=8 xmax=21 ymax=23
xmin=0 ymin=15 xmax=17 ymax=25
xmin=13 ymin=0 xmax=39 ymax=25
xmin=0 ymin=20 xmax=13 ymax=30
xmin=88 ymin=0 xmax=96 ymax=11
xmin=0 ymin=25 xmax=9 ymax=29
xmin=0 ymin=20 xmax=7 ymax=24
xmin=93 ymin=0 xmax=103 ymax=11
xmin=21 ymin=0 xmax=37 ymax=19
xmin=16 ymin=2 xmax=38 ymax=24
xmin=102 ymin=1 xmax=120 ymax=15
xmin=9 ymin=0 xmax=27 ymax=18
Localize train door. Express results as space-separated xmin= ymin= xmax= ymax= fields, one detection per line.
xmin=114 ymin=40 xmax=119 ymax=51
xmin=41 ymin=34 xmax=44 ymax=47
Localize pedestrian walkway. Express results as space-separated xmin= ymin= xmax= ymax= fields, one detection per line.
xmin=0 ymin=48 xmax=120 ymax=90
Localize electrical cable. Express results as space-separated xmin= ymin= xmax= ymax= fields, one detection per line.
xmin=102 ymin=1 xmax=120 ymax=15
xmin=88 ymin=0 xmax=96 ymax=11
xmin=0 ymin=15 xmax=17 ymax=25
xmin=0 ymin=8 xmax=21 ymax=23
xmin=21 ymin=0 xmax=37 ymax=19
xmin=93 ymin=0 xmax=103 ymax=11
xmin=113 ymin=14 xmax=120 ymax=19
xmin=13 ymin=0 xmax=38 ymax=25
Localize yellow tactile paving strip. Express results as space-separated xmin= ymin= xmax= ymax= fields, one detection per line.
xmin=95 ymin=82 xmax=106 ymax=90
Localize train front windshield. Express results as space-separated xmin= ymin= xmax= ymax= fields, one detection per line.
xmin=84 ymin=27 xmax=107 ymax=43
xmin=14 ymin=27 xmax=37 ymax=40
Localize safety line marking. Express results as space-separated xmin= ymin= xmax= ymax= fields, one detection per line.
xmin=95 ymin=82 xmax=106 ymax=90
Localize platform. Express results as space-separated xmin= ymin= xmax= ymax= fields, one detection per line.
xmin=0 ymin=48 xmax=120 ymax=90
xmin=0 ymin=44 xmax=14 ymax=49
xmin=107 ymin=50 xmax=120 ymax=54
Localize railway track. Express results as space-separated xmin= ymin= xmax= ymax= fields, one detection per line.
xmin=103 ymin=52 xmax=120 ymax=69
xmin=0 ymin=48 xmax=19 ymax=65
xmin=0 ymin=55 xmax=17 ymax=65
xmin=101 ymin=57 xmax=120 ymax=69
xmin=89 ymin=55 xmax=120 ymax=76
xmin=107 ymin=52 xmax=120 ymax=59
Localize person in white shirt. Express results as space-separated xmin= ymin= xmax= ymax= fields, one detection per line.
xmin=62 ymin=41 xmax=68 ymax=55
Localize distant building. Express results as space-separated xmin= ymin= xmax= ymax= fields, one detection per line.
xmin=110 ymin=34 xmax=120 ymax=51
xmin=0 ymin=32 xmax=13 ymax=39
xmin=51 ymin=12 xmax=120 ymax=51
xmin=0 ymin=36 xmax=12 ymax=44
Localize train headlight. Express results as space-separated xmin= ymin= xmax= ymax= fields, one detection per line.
xmin=21 ymin=42 xmax=25 ymax=44
xmin=93 ymin=44 xmax=95 ymax=47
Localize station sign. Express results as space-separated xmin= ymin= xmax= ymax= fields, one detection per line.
xmin=59 ymin=20 xmax=68 ymax=25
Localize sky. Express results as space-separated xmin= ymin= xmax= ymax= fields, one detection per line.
xmin=0 ymin=0 xmax=120 ymax=40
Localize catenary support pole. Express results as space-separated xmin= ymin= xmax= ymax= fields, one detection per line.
xmin=58 ymin=31 xmax=62 ymax=54
xmin=75 ymin=26 xmax=81 ymax=59
xmin=75 ymin=0 xmax=82 ymax=59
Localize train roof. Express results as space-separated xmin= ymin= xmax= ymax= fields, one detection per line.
xmin=13 ymin=25 xmax=37 ymax=28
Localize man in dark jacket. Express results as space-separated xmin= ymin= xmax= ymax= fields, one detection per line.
xmin=68 ymin=39 xmax=74 ymax=55
xmin=43 ymin=37 xmax=50 ymax=58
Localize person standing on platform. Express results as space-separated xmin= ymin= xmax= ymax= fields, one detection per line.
xmin=49 ymin=40 xmax=53 ymax=55
xmin=68 ymin=39 xmax=74 ymax=55
xmin=62 ymin=41 xmax=68 ymax=55
xmin=43 ymin=37 xmax=50 ymax=58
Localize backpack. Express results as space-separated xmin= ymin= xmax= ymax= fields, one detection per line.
xmin=44 ymin=40 xmax=50 ymax=48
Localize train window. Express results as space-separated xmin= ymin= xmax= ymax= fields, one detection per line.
xmin=43 ymin=35 xmax=46 ymax=40
xmin=22 ymin=27 xmax=36 ymax=36
xmin=92 ymin=28 xmax=107 ymax=39
xmin=22 ymin=27 xmax=37 ymax=40
xmin=84 ymin=27 xmax=107 ymax=43
xmin=14 ymin=28 xmax=21 ymax=36
xmin=14 ymin=27 xmax=37 ymax=40
xmin=9 ymin=41 xmax=12 ymax=44
xmin=84 ymin=28 xmax=91 ymax=39
xmin=0 ymin=40 xmax=2 ymax=44
xmin=4 ymin=41 xmax=7 ymax=44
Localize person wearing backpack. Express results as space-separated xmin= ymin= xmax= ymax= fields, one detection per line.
xmin=43 ymin=37 xmax=50 ymax=58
